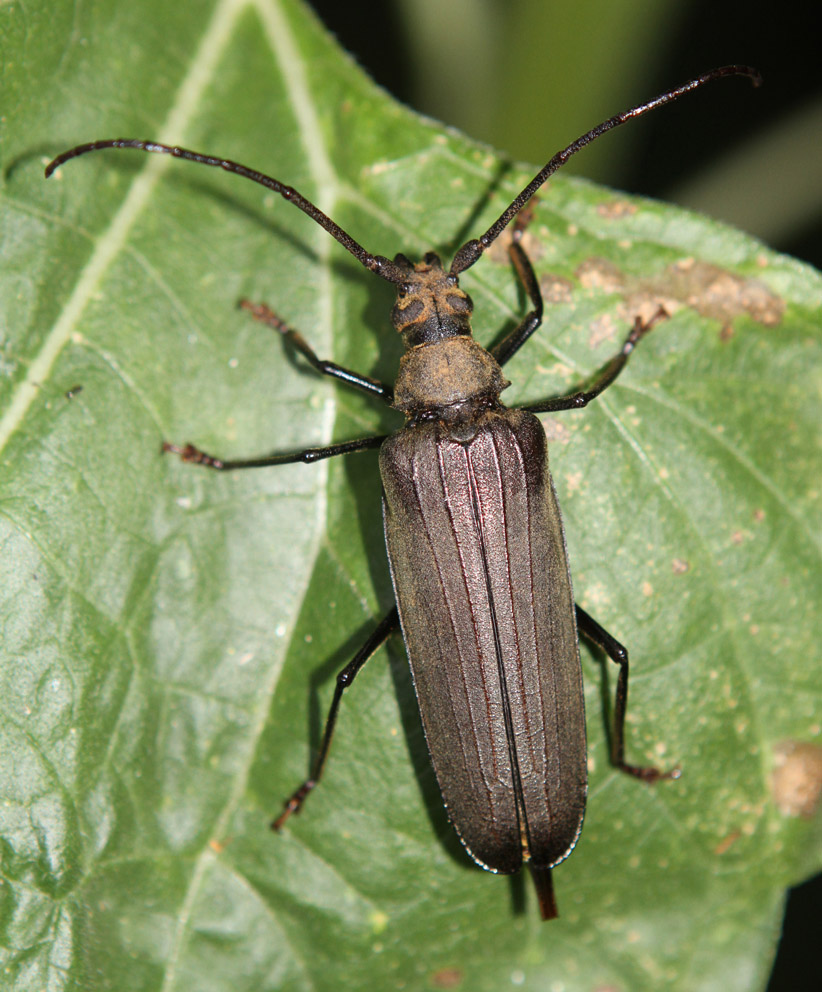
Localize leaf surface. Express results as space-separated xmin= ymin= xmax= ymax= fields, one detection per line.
xmin=1 ymin=2 xmax=820 ymax=990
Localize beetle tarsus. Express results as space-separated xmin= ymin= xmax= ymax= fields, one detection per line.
xmin=272 ymin=781 xmax=316 ymax=831
xmin=162 ymin=440 xmax=225 ymax=469
xmin=626 ymin=306 xmax=670 ymax=350
xmin=618 ymin=761 xmax=682 ymax=783
xmin=238 ymin=298 xmax=290 ymax=333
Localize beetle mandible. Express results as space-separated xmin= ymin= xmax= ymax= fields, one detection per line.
xmin=46 ymin=64 xmax=761 ymax=919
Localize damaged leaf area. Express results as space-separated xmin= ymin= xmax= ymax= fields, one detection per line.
xmin=771 ymin=742 xmax=822 ymax=819
xmin=1 ymin=1 xmax=820 ymax=991
xmin=575 ymin=255 xmax=785 ymax=334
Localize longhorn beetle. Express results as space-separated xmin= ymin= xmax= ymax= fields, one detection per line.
xmin=47 ymin=64 xmax=761 ymax=920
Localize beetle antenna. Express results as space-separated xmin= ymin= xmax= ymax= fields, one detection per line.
xmin=45 ymin=139 xmax=408 ymax=286
xmin=449 ymin=64 xmax=762 ymax=276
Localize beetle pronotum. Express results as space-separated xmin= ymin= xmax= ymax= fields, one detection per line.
xmin=47 ymin=64 xmax=761 ymax=920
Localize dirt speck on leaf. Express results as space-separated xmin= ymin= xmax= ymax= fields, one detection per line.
xmin=431 ymin=968 xmax=463 ymax=989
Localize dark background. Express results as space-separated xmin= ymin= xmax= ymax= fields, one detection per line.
xmin=307 ymin=0 xmax=821 ymax=270
xmin=305 ymin=0 xmax=821 ymax=987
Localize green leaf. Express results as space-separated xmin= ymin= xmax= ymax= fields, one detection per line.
xmin=1 ymin=1 xmax=820 ymax=990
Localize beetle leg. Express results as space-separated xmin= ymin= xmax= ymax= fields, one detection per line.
xmin=575 ymin=604 xmax=681 ymax=783
xmin=272 ymin=607 xmax=400 ymax=830
xmin=490 ymin=210 xmax=544 ymax=367
xmin=523 ymin=308 xmax=668 ymax=414
xmin=240 ymin=299 xmax=394 ymax=403
xmin=161 ymin=433 xmax=385 ymax=471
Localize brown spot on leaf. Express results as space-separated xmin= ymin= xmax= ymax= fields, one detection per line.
xmin=539 ymin=273 xmax=574 ymax=304
xmin=431 ymin=968 xmax=463 ymax=989
xmin=771 ymin=741 xmax=822 ymax=818
xmin=543 ymin=417 xmax=571 ymax=444
xmin=714 ymin=830 xmax=741 ymax=855
xmin=597 ymin=199 xmax=638 ymax=219
xmin=577 ymin=257 xmax=624 ymax=294
xmin=662 ymin=260 xmax=783 ymax=326
xmin=588 ymin=313 xmax=619 ymax=349
xmin=574 ymin=257 xmax=784 ymax=331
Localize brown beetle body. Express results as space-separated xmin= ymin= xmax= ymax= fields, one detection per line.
xmin=382 ymin=407 xmax=586 ymax=875
xmin=383 ymin=252 xmax=586 ymax=877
